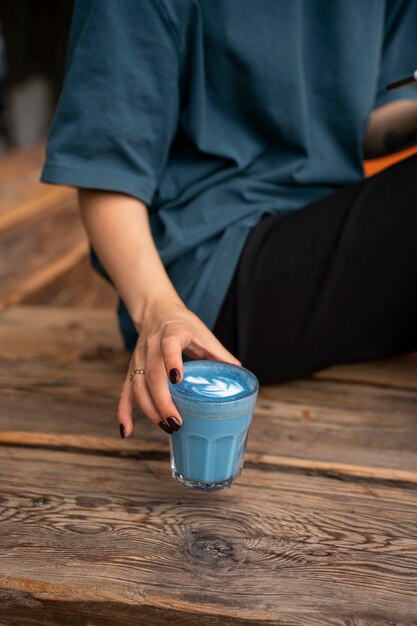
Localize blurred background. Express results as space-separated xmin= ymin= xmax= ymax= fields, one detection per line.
xmin=0 ymin=0 xmax=117 ymax=312
xmin=0 ymin=1 xmax=74 ymax=153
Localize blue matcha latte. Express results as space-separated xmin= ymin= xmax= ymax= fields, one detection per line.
xmin=168 ymin=360 xmax=259 ymax=491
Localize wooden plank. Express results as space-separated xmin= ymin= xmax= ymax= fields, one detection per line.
xmin=0 ymin=201 xmax=88 ymax=309
xmin=2 ymin=306 xmax=416 ymax=386
xmin=0 ymin=306 xmax=416 ymax=476
xmin=1 ymin=374 xmax=416 ymax=478
xmin=0 ymin=180 xmax=74 ymax=232
xmin=0 ymin=138 xmax=71 ymax=231
xmin=0 ymin=240 xmax=90 ymax=310
xmin=21 ymin=254 xmax=118 ymax=308
xmin=260 ymin=377 xmax=417 ymax=418
xmin=0 ymin=305 xmax=124 ymax=361
xmin=314 ymin=353 xmax=417 ymax=390
xmin=0 ymin=142 xmax=45 ymax=183
xmin=0 ymin=429 xmax=416 ymax=486
xmin=0 ymin=141 xmax=114 ymax=308
xmin=1 ymin=362 xmax=417 ymax=477
xmin=0 ymin=446 xmax=416 ymax=625
xmin=0 ymin=138 xmax=72 ymax=233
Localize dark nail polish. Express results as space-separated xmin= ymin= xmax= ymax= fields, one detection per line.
xmin=166 ymin=416 xmax=181 ymax=431
xmin=169 ymin=368 xmax=181 ymax=384
xmin=119 ymin=424 xmax=125 ymax=439
xmin=159 ymin=420 xmax=174 ymax=434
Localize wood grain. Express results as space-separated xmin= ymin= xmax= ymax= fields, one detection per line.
xmin=314 ymin=353 xmax=417 ymax=390
xmin=0 ymin=429 xmax=416 ymax=487
xmin=0 ymin=180 xmax=74 ymax=232
xmin=0 ymin=306 xmax=416 ymax=477
xmin=0 ymin=141 xmax=115 ymax=310
xmin=0 ymin=445 xmax=416 ymax=626
xmin=21 ymin=254 xmax=118 ymax=308
xmin=1 ymin=305 xmax=417 ymax=624
xmin=1 ymin=370 xmax=417 ymax=477
xmin=0 ymin=306 xmax=123 ymax=360
xmin=1 ymin=240 xmax=90 ymax=310
xmin=0 ymin=200 xmax=87 ymax=309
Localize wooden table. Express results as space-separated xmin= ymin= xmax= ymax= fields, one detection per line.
xmin=0 ymin=142 xmax=116 ymax=310
xmin=0 ymin=305 xmax=416 ymax=625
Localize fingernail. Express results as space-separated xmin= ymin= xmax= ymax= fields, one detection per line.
xmin=159 ymin=420 xmax=174 ymax=434
xmin=119 ymin=424 xmax=125 ymax=439
xmin=169 ymin=368 xmax=181 ymax=384
xmin=166 ymin=416 xmax=181 ymax=431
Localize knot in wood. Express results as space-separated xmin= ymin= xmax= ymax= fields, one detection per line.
xmin=0 ymin=590 xmax=42 ymax=609
xmin=189 ymin=532 xmax=235 ymax=565
xmin=33 ymin=496 xmax=47 ymax=507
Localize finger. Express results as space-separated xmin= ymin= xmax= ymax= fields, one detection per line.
xmin=145 ymin=338 xmax=183 ymax=429
xmin=160 ymin=333 xmax=185 ymax=384
xmin=212 ymin=344 xmax=242 ymax=367
xmin=207 ymin=332 xmax=242 ymax=365
xmin=128 ymin=346 xmax=176 ymax=433
xmin=118 ymin=375 xmax=134 ymax=438
xmin=186 ymin=330 xmax=242 ymax=367
xmin=130 ymin=370 xmax=173 ymax=430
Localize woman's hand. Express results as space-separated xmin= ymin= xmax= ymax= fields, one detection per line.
xmin=77 ymin=189 xmax=239 ymax=436
xmin=118 ymin=300 xmax=242 ymax=437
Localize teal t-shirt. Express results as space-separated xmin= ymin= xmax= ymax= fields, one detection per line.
xmin=40 ymin=0 xmax=417 ymax=344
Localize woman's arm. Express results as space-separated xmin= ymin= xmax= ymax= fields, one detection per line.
xmin=362 ymin=99 xmax=417 ymax=159
xmin=78 ymin=189 xmax=184 ymax=333
xmin=77 ymin=189 xmax=241 ymax=438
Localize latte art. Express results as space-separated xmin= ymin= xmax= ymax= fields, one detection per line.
xmin=169 ymin=361 xmax=258 ymax=405
xmin=183 ymin=375 xmax=245 ymax=398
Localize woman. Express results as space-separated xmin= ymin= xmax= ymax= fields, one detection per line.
xmin=41 ymin=0 xmax=417 ymax=437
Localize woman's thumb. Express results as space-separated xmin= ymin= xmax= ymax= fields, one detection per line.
xmin=205 ymin=336 xmax=242 ymax=367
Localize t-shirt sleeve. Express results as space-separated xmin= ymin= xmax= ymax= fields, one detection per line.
xmin=373 ymin=0 xmax=417 ymax=109
xmin=40 ymin=0 xmax=182 ymax=206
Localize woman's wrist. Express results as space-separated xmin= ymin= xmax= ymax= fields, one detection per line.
xmin=132 ymin=290 xmax=187 ymax=334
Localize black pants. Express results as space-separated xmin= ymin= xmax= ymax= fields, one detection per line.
xmin=212 ymin=154 xmax=417 ymax=385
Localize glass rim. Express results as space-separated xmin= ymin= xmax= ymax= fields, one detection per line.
xmin=168 ymin=359 xmax=259 ymax=404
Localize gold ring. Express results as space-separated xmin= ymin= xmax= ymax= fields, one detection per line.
xmin=129 ymin=368 xmax=146 ymax=381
